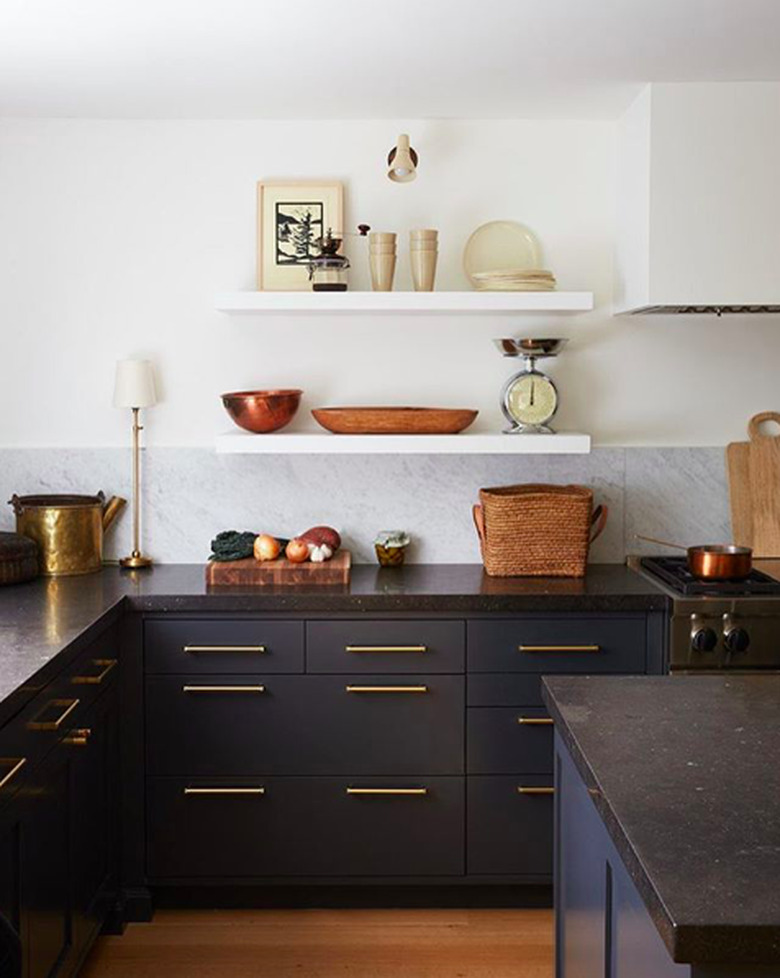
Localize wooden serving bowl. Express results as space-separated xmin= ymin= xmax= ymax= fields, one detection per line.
xmin=222 ymin=390 xmax=303 ymax=433
xmin=311 ymin=407 xmax=478 ymax=435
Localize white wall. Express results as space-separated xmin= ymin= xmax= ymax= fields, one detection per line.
xmin=1 ymin=115 xmax=779 ymax=449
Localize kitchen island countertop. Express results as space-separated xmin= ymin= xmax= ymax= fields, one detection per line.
xmin=544 ymin=674 xmax=780 ymax=965
xmin=0 ymin=562 xmax=666 ymax=725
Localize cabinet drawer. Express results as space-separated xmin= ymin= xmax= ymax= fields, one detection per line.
xmin=145 ymin=619 xmax=304 ymax=674
xmin=146 ymin=675 xmax=464 ymax=776
xmin=147 ymin=776 xmax=464 ymax=879
xmin=467 ymin=618 xmax=646 ymax=674
xmin=467 ymin=708 xmax=553 ymax=774
xmin=467 ymin=675 xmax=544 ymax=707
xmin=306 ymin=620 xmax=464 ymax=673
xmin=467 ymin=776 xmax=553 ymax=877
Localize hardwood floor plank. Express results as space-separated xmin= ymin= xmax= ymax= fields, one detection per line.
xmin=82 ymin=908 xmax=553 ymax=978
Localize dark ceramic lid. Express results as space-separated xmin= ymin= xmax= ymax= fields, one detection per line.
xmin=0 ymin=532 xmax=38 ymax=561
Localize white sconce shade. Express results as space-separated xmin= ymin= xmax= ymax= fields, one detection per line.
xmin=113 ymin=359 xmax=158 ymax=409
xmin=387 ymin=133 xmax=419 ymax=183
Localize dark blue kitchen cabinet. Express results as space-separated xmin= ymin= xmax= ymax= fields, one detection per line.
xmin=555 ymin=733 xmax=687 ymax=978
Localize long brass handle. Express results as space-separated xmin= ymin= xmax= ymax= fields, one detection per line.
xmin=345 ymin=645 xmax=427 ymax=653
xmin=517 ymin=786 xmax=555 ymax=796
xmin=28 ymin=698 xmax=80 ymax=731
xmin=345 ymin=685 xmax=428 ymax=694
xmin=63 ymin=728 xmax=92 ymax=746
xmin=182 ymin=685 xmax=266 ymax=693
xmin=519 ymin=645 xmax=601 ymax=653
xmin=346 ymin=787 xmax=428 ymax=796
xmin=517 ymin=716 xmax=554 ymax=726
xmin=71 ymin=658 xmax=117 ymax=685
xmin=183 ymin=645 xmax=266 ymax=654
xmin=184 ymin=786 xmax=266 ymax=796
xmin=0 ymin=758 xmax=26 ymax=789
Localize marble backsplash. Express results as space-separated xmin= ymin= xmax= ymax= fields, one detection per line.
xmin=0 ymin=447 xmax=731 ymax=566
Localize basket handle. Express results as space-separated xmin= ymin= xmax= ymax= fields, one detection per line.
xmin=590 ymin=504 xmax=608 ymax=543
xmin=472 ymin=504 xmax=486 ymax=547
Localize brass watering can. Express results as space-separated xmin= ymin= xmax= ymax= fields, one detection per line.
xmin=10 ymin=492 xmax=126 ymax=576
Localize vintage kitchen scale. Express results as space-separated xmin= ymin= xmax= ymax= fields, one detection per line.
xmin=494 ymin=337 xmax=567 ymax=434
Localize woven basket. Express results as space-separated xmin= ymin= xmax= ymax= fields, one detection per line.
xmin=473 ymin=484 xmax=607 ymax=578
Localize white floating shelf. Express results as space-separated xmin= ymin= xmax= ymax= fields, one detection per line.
xmin=215 ymin=291 xmax=594 ymax=315
xmin=216 ymin=431 xmax=591 ymax=455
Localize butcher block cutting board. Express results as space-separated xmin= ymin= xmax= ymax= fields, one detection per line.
xmin=727 ymin=412 xmax=780 ymax=556
xmin=206 ymin=550 xmax=351 ymax=587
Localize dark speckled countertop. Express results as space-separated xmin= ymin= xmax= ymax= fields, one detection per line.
xmin=544 ymin=675 xmax=780 ymax=965
xmin=0 ymin=563 xmax=665 ymax=725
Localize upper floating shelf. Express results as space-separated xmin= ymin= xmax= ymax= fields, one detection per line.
xmin=215 ymin=291 xmax=595 ymax=315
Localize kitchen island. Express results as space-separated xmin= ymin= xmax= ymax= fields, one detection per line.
xmin=544 ymin=675 xmax=780 ymax=977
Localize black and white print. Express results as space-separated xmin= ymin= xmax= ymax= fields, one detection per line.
xmin=275 ymin=201 xmax=323 ymax=265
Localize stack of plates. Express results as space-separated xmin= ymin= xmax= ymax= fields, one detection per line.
xmin=471 ymin=268 xmax=557 ymax=292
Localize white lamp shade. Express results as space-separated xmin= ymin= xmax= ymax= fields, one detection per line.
xmin=113 ymin=359 xmax=158 ymax=408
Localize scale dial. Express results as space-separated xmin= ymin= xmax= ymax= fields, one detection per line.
xmin=502 ymin=370 xmax=558 ymax=432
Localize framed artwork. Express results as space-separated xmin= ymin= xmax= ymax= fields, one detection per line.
xmin=256 ymin=181 xmax=344 ymax=291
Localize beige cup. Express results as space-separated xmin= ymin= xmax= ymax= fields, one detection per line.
xmin=370 ymin=252 xmax=397 ymax=291
xmin=370 ymin=232 xmax=397 ymax=244
xmin=410 ymin=229 xmax=438 ymax=240
xmin=410 ymin=241 xmax=438 ymax=250
xmin=410 ymin=248 xmax=437 ymax=292
xmin=369 ymin=242 xmax=397 ymax=254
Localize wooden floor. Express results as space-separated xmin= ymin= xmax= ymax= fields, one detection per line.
xmin=81 ymin=908 xmax=554 ymax=978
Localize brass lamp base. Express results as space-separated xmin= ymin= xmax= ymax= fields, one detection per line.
xmin=119 ymin=553 xmax=153 ymax=570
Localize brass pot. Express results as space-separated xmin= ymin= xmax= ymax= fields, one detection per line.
xmin=10 ymin=493 xmax=126 ymax=576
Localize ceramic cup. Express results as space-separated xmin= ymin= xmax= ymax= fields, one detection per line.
xmin=370 ymin=252 xmax=397 ymax=291
xmin=410 ymin=249 xmax=437 ymax=292
xmin=369 ymin=242 xmax=398 ymax=254
xmin=410 ymin=229 xmax=438 ymax=241
xmin=370 ymin=232 xmax=397 ymax=245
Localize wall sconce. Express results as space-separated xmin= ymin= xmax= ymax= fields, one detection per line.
xmin=387 ymin=133 xmax=418 ymax=183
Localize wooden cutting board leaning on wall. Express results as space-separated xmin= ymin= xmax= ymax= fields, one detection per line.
xmin=727 ymin=412 xmax=780 ymax=557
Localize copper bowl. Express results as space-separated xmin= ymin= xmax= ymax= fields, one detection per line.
xmin=221 ymin=389 xmax=303 ymax=433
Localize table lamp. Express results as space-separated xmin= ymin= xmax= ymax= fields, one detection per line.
xmin=113 ymin=359 xmax=157 ymax=569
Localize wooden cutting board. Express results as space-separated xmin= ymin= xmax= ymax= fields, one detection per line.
xmin=206 ymin=550 xmax=351 ymax=587
xmin=727 ymin=412 xmax=780 ymax=556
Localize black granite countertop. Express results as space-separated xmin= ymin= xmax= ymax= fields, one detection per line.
xmin=0 ymin=562 xmax=665 ymax=725
xmin=544 ymin=675 xmax=780 ymax=965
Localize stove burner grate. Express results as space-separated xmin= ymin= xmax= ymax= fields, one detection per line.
xmin=640 ymin=556 xmax=780 ymax=596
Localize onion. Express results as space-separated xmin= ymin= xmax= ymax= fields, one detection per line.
xmin=285 ymin=538 xmax=310 ymax=563
xmin=254 ymin=534 xmax=281 ymax=562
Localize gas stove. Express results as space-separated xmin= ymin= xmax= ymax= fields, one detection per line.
xmin=632 ymin=555 xmax=780 ymax=671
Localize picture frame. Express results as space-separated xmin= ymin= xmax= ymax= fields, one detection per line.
xmin=256 ymin=181 xmax=344 ymax=291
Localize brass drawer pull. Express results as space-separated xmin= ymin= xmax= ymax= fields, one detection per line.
xmin=346 ymin=787 xmax=428 ymax=797
xmin=345 ymin=645 xmax=427 ymax=653
xmin=182 ymin=685 xmax=266 ymax=694
xmin=183 ymin=645 xmax=266 ymax=654
xmin=519 ymin=644 xmax=601 ymax=653
xmin=63 ymin=728 xmax=92 ymax=746
xmin=72 ymin=658 xmax=117 ymax=685
xmin=517 ymin=716 xmax=554 ymax=726
xmin=184 ymin=786 xmax=266 ymax=796
xmin=517 ymin=786 xmax=555 ymax=796
xmin=345 ymin=685 xmax=428 ymax=694
xmin=0 ymin=758 xmax=26 ymax=789
xmin=28 ymin=698 xmax=80 ymax=731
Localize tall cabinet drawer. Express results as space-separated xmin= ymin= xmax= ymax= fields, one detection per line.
xmin=468 ymin=618 xmax=646 ymax=673
xmin=146 ymin=674 xmax=464 ymax=776
xmin=145 ymin=619 xmax=304 ymax=674
xmin=467 ymin=776 xmax=554 ymax=877
xmin=467 ymin=707 xmax=553 ymax=774
xmin=147 ymin=776 xmax=464 ymax=879
xmin=306 ymin=620 xmax=464 ymax=673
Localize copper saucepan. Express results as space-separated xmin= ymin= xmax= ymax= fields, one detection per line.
xmin=636 ymin=535 xmax=753 ymax=580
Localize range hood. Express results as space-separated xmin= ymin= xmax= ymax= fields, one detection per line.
xmin=615 ymin=83 xmax=780 ymax=316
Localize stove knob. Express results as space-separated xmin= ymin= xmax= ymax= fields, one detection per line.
xmin=691 ymin=627 xmax=718 ymax=653
xmin=724 ymin=626 xmax=750 ymax=654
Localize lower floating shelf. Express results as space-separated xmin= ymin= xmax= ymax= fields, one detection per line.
xmin=216 ymin=431 xmax=591 ymax=455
